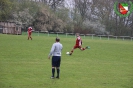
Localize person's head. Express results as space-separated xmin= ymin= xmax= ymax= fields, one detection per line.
xmin=56 ymin=37 xmax=60 ymax=42
xmin=76 ymin=33 xmax=80 ymax=37
xmin=28 ymin=27 xmax=32 ymax=29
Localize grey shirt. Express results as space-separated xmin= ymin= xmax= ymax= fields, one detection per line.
xmin=49 ymin=42 xmax=63 ymax=56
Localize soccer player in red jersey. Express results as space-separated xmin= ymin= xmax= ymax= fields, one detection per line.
xmin=69 ymin=33 xmax=90 ymax=55
xmin=27 ymin=27 xmax=32 ymax=40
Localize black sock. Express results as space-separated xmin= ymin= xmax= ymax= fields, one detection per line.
xmin=52 ymin=68 xmax=55 ymax=77
xmin=57 ymin=69 xmax=60 ymax=77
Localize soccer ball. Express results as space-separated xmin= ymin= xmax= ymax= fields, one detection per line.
xmin=66 ymin=52 xmax=70 ymax=55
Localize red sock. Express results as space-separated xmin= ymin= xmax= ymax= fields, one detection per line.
xmin=70 ymin=50 xmax=73 ymax=54
xmin=81 ymin=48 xmax=85 ymax=51
xmin=71 ymin=50 xmax=73 ymax=53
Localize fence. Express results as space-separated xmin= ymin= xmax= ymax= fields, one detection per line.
xmin=23 ymin=31 xmax=133 ymax=41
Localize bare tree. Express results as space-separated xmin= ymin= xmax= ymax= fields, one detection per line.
xmin=74 ymin=0 xmax=89 ymax=21
xmin=47 ymin=0 xmax=64 ymax=11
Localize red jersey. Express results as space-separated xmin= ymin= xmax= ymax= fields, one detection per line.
xmin=75 ymin=36 xmax=82 ymax=46
xmin=28 ymin=27 xmax=32 ymax=33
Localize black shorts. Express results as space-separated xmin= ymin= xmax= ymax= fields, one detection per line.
xmin=52 ymin=56 xmax=61 ymax=67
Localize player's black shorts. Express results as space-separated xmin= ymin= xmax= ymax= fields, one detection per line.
xmin=52 ymin=56 xmax=61 ymax=67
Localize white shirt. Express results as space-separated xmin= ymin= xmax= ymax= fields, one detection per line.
xmin=49 ymin=42 xmax=63 ymax=56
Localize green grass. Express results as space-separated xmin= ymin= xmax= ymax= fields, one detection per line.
xmin=0 ymin=34 xmax=133 ymax=88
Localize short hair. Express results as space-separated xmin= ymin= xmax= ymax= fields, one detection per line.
xmin=76 ymin=33 xmax=80 ymax=35
xmin=56 ymin=37 xmax=60 ymax=42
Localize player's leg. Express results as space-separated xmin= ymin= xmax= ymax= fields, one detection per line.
xmin=69 ymin=48 xmax=74 ymax=55
xmin=69 ymin=47 xmax=76 ymax=55
xmin=28 ymin=33 xmax=30 ymax=40
xmin=69 ymin=45 xmax=78 ymax=55
xmin=79 ymin=46 xmax=90 ymax=51
xmin=51 ymin=56 xmax=56 ymax=79
xmin=29 ymin=33 xmax=32 ymax=40
xmin=30 ymin=34 xmax=32 ymax=40
xmin=56 ymin=56 xmax=61 ymax=79
xmin=56 ymin=67 xmax=60 ymax=78
xmin=79 ymin=46 xmax=86 ymax=51
xmin=51 ymin=67 xmax=55 ymax=79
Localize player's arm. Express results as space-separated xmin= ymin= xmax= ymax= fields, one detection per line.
xmin=61 ymin=44 xmax=63 ymax=51
xmin=48 ymin=44 xmax=55 ymax=59
xmin=30 ymin=28 xmax=32 ymax=32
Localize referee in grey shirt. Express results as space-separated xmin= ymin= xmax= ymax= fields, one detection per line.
xmin=48 ymin=38 xmax=63 ymax=79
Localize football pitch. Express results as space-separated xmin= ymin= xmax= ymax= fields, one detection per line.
xmin=0 ymin=34 xmax=133 ymax=88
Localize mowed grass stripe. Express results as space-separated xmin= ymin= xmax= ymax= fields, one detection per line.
xmin=0 ymin=34 xmax=133 ymax=88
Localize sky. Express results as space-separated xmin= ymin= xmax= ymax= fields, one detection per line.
xmin=64 ymin=0 xmax=74 ymax=9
